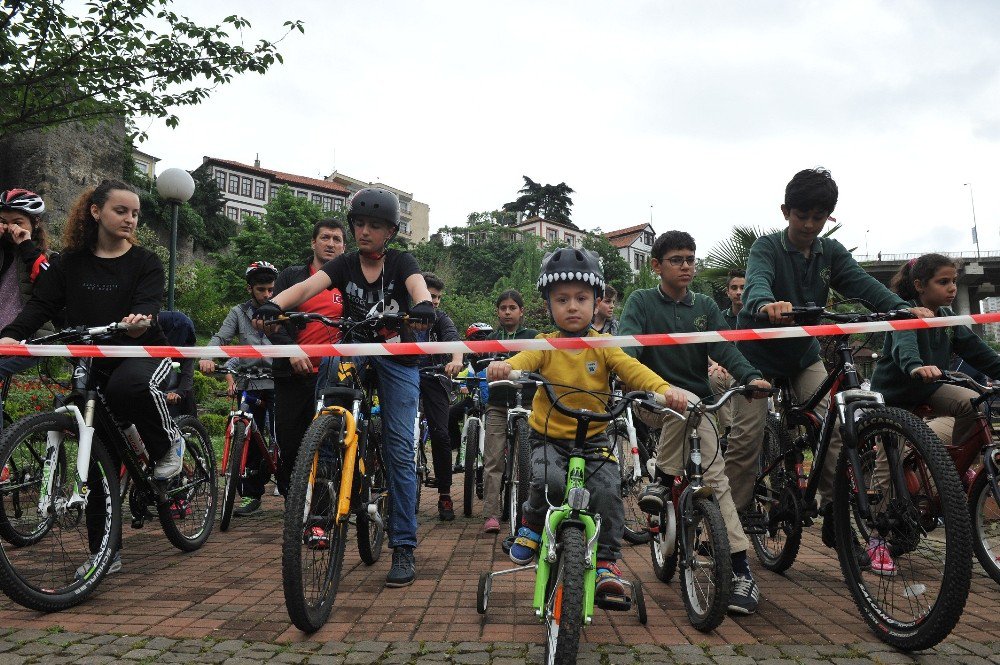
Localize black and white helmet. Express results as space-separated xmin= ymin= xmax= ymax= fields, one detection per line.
xmin=0 ymin=189 xmax=45 ymax=216
xmin=536 ymin=248 xmax=605 ymax=298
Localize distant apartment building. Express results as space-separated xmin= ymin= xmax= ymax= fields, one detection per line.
xmin=604 ymin=223 xmax=656 ymax=274
xmin=200 ymin=156 xmax=352 ymax=224
xmin=982 ymin=296 xmax=1000 ymax=341
xmin=325 ymin=171 xmax=429 ymax=244
xmin=132 ymin=149 xmax=160 ymax=180
xmin=448 ymin=214 xmax=585 ymax=249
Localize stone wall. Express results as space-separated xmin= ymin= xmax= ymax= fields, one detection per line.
xmin=0 ymin=119 xmax=128 ymax=248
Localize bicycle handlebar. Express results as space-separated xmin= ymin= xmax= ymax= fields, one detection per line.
xmin=752 ymin=305 xmax=916 ymax=325
xmin=28 ymin=319 xmax=152 ymax=345
xmin=937 ymin=370 xmax=998 ymax=395
xmin=211 ymin=364 xmax=273 ymax=381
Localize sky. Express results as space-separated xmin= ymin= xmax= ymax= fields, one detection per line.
xmin=141 ymin=0 xmax=1000 ymax=259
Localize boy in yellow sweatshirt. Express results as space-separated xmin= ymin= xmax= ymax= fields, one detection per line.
xmin=487 ymin=248 xmax=686 ymax=598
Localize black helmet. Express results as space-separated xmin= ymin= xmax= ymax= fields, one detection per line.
xmin=347 ymin=188 xmax=400 ymax=228
xmin=537 ymin=248 xmax=605 ymax=298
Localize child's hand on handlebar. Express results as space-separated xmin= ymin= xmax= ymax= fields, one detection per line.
xmin=662 ymin=387 xmax=688 ymax=412
xmin=121 ymin=313 xmax=152 ymax=338
xmin=911 ymin=365 xmax=943 ymax=382
xmin=444 ymin=360 xmax=463 ymax=377
xmin=748 ymin=378 xmax=772 ymax=398
xmin=486 ymin=360 xmax=513 ymax=381
xmin=198 ymin=359 xmax=216 ymax=373
xmin=906 ymin=306 xmax=935 ymax=319
xmin=760 ymin=301 xmax=794 ymax=325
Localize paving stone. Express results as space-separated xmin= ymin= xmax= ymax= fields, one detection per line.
xmin=956 ymin=657 xmax=993 ymax=665
xmin=222 ymin=658 xmax=267 ymax=665
xmin=713 ymin=657 xmax=755 ymax=665
xmin=574 ymin=655 xmax=602 ymax=665
xmin=391 ymin=642 xmax=423 ymax=655
xmin=307 ymin=657 xmax=346 ymax=665
xmin=668 ymin=645 xmax=706 ymax=658
xmin=351 ymin=641 xmax=390 ymax=653
xmin=67 ymin=657 xmax=116 ymax=665
xmin=830 ymin=658 xmax=877 ymax=665
xmin=0 ymin=643 xmax=14 ymax=654
xmin=319 ymin=643 xmax=352 ymax=655
xmin=0 ymin=655 xmax=28 ymax=665
xmin=174 ymin=639 xmax=209 ymax=653
xmin=634 ymin=644 xmax=665 ymax=655
xmin=44 ymin=631 xmax=92 ymax=647
xmin=13 ymin=642 xmax=60 ymax=656
xmin=213 ymin=640 xmax=249 ymax=653
xmin=159 ymin=654 xmax=210 ymax=664
xmin=273 ymin=653 xmax=309 ymax=664
xmin=851 ymin=643 xmax=893 ymax=656
xmin=123 ymin=648 xmax=163 ymax=661
xmin=781 ymin=645 xmax=822 ymax=659
xmin=92 ymin=643 xmax=132 ymax=657
xmin=8 ymin=630 xmax=48 ymax=644
xmin=380 ymin=654 xmax=414 ymax=665
xmin=453 ymin=653 xmax=490 ymax=665
xmin=742 ymin=646 xmax=785 ymax=660
xmin=344 ymin=651 xmax=384 ymax=665
xmin=65 ymin=643 xmax=99 ymax=656
xmin=867 ymin=652 xmax=918 ymax=664
xmin=491 ymin=659 xmax=527 ymax=665
xmin=911 ymin=656 xmax=954 ymax=665
xmin=958 ymin=644 xmax=997 ymax=658
xmin=144 ymin=637 xmax=179 ymax=650
xmin=706 ymin=646 xmax=739 ymax=658
xmin=82 ymin=635 xmax=118 ymax=646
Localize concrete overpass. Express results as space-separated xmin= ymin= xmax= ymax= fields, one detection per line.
xmin=856 ymin=251 xmax=1000 ymax=315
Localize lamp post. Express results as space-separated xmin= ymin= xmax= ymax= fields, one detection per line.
xmin=964 ymin=183 xmax=980 ymax=261
xmin=155 ymin=168 xmax=196 ymax=311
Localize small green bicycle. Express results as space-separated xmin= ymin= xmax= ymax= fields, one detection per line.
xmin=477 ymin=371 xmax=667 ymax=665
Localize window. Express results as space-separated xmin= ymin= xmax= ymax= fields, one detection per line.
xmin=241 ymin=177 xmax=252 ymax=197
xmin=269 ymin=186 xmax=278 ymax=201
xmin=242 ymin=210 xmax=259 ymax=221
xmin=311 ymin=193 xmax=323 ymax=206
xmin=296 ymin=191 xmax=307 ymax=198
xmin=546 ymin=228 xmax=558 ymax=243
xmin=643 ymin=231 xmax=654 ymax=246
xmin=565 ymin=234 xmax=575 ymax=247
xmin=215 ymin=170 xmax=226 ymax=191
xmin=254 ymin=180 xmax=266 ymax=200
xmin=321 ymin=196 xmax=333 ymax=212
xmin=226 ymin=206 xmax=239 ymax=221
xmin=134 ymin=159 xmax=149 ymax=175
xmin=634 ymin=252 xmax=645 ymax=271
xmin=228 ymin=175 xmax=239 ymax=194
xmin=400 ymin=220 xmax=411 ymax=234
xmin=334 ymin=198 xmax=344 ymax=210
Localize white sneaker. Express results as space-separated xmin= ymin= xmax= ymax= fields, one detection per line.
xmin=153 ymin=436 xmax=185 ymax=480
xmin=273 ymin=485 xmax=281 ymax=497
xmin=75 ymin=552 xmax=122 ymax=581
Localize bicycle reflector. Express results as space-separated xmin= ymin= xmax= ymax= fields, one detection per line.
xmin=567 ymin=487 xmax=591 ymax=511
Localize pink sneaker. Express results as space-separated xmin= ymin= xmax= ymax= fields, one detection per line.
xmin=867 ymin=539 xmax=897 ymax=576
xmin=483 ymin=517 xmax=500 ymax=533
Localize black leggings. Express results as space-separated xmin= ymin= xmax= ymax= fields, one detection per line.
xmin=420 ymin=374 xmax=453 ymax=495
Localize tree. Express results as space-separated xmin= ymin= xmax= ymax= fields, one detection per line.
xmin=579 ymin=234 xmax=631 ymax=295
xmin=0 ymin=1 xmax=304 ymax=140
xmin=502 ymin=176 xmax=575 ymax=224
xmin=215 ymin=186 xmax=335 ymax=302
xmin=188 ymin=165 xmax=237 ymax=252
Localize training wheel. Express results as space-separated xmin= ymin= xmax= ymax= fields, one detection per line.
xmin=477 ymin=572 xmax=491 ymax=614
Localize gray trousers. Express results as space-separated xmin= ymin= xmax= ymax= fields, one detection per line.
xmin=521 ymin=432 xmax=624 ymax=562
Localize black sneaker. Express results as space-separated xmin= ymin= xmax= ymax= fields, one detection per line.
xmin=728 ymin=572 xmax=759 ymax=615
xmin=438 ymin=496 xmax=455 ymax=521
xmin=234 ymin=497 xmax=261 ymax=516
xmin=739 ymin=509 xmax=766 ymax=535
xmin=638 ymin=481 xmax=669 ymax=514
xmin=820 ymin=504 xmax=836 ymax=548
xmin=386 ymin=546 xmax=416 ymax=587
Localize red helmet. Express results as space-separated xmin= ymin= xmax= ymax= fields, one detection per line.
xmin=466 ymin=322 xmax=493 ymax=341
xmin=245 ymin=260 xmax=278 ymax=283
xmin=0 ymin=189 xmax=45 ymax=216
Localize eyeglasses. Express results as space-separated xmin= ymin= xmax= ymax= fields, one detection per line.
xmin=664 ymin=255 xmax=696 ymax=266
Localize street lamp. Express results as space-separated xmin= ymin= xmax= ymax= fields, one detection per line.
xmin=964 ymin=183 xmax=980 ymax=261
xmin=155 ymin=168 xmax=195 ymax=311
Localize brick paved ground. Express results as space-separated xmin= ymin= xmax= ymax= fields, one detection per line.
xmin=0 ymin=483 xmax=998 ymax=662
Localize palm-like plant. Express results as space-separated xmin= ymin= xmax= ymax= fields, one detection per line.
xmin=702 ymin=221 xmax=849 ymax=283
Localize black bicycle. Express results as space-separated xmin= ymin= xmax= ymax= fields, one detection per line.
xmin=0 ymin=322 xmax=217 ymax=612
xmin=748 ymin=305 xmax=972 ymax=651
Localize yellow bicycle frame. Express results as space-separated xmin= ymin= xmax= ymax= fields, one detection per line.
xmin=306 ymin=405 xmax=359 ymax=523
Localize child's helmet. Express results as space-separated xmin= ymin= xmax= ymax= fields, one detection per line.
xmin=245 ymin=260 xmax=278 ymax=283
xmin=0 ymin=189 xmax=45 ymax=216
xmin=347 ymin=188 xmax=400 ymax=230
xmin=466 ymin=322 xmax=493 ymax=340
xmin=536 ymin=248 xmax=605 ymax=299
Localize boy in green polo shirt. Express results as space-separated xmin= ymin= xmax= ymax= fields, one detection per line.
xmin=618 ymin=230 xmax=771 ymax=615
xmin=727 ymin=167 xmax=932 ymax=562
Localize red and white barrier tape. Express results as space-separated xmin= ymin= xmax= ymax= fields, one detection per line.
xmin=2 ymin=312 xmax=999 ymax=359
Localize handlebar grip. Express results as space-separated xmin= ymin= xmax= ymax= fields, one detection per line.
xmin=753 ymin=311 xmax=771 ymax=323
xmin=121 ymin=319 xmax=152 ymax=332
xmin=652 ymin=392 xmax=666 ymax=406
xmin=508 ymin=370 xmax=523 ymax=381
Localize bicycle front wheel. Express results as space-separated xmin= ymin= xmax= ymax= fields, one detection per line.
xmin=679 ymin=496 xmax=732 ymax=632
xmin=463 ymin=420 xmax=480 ymax=518
xmin=357 ymin=435 xmax=388 ymax=565
xmin=0 ymin=412 xmax=120 ymax=612
xmin=157 ymin=415 xmax=217 ymax=552
xmin=0 ymin=417 xmax=55 ymax=547
xmin=834 ymin=407 xmax=971 ymax=651
xmin=283 ymin=413 xmax=349 ymax=633
xmin=610 ymin=422 xmax=650 ymax=545
xmin=970 ymin=459 xmax=1000 ymax=586
xmin=219 ymin=420 xmax=245 ymax=532
xmin=508 ymin=417 xmax=531 ymax=534
xmin=543 ymin=526 xmax=586 ymax=665
xmin=750 ymin=415 xmax=801 ymax=573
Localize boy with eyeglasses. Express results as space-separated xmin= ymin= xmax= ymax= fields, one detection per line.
xmin=618 ymin=230 xmax=771 ymax=615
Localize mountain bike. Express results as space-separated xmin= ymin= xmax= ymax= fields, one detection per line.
xmin=607 ymin=378 xmax=657 ymax=545
xmin=748 ymin=305 xmax=972 ymax=651
xmin=502 ymin=377 xmax=532 ymax=536
xmin=214 ymin=366 xmax=277 ymax=531
xmin=647 ymin=384 xmax=766 ymax=631
xmin=0 ymin=322 xmax=217 ymax=612
xmin=477 ymin=372 xmax=656 ymax=665
xmin=909 ymin=371 xmax=1000 ymax=585
xmin=276 ymin=311 xmax=405 ymax=633
xmin=457 ymin=360 xmax=491 ymax=517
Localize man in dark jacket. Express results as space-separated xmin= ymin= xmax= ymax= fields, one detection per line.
xmin=267 ymin=219 xmax=346 ymax=496
xmin=417 ymin=272 xmax=464 ymax=520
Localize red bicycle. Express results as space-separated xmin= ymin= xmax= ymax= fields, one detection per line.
xmin=217 ymin=366 xmax=278 ymax=531
xmin=911 ymin=371 xmax=1000 ymax=585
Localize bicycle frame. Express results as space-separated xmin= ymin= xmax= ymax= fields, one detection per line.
xmin=222 ymin=391 xmax=279 ymax=478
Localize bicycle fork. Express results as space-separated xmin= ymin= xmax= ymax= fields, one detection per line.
xmin=41 ymin=399 xmax=98 ymax=517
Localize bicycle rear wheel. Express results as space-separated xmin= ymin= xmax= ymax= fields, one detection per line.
xmin=0 ymin=412 xmax=120 ymax=612
xmin=463 ymin=420 xmax=480 ymax=518
xmin=834 ymin=407 xmax=971 ymax=651
xmin=610 ymin=422 xmax=651 ymax=545
xmin=283 ymin=413 xmax=348 ymax=633
xmin=157 ymin=415 xmax=217 ymax=552
xmin=679 ymin=496 xmax=732 ymax=632
xmin=543 ymin=526 xmax=586 ymax=665
xmin=219 ymin=420 xmax=245 ymax=532
xmin=969 ymin=458 xmax=1000 ymax=586
xmin=750 ymin=415 xmax=801 ymax=573
xmin=0 ymin=418 xmax=53 ymax=547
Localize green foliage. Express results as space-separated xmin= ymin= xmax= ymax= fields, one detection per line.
xmin=198 ymin=412 xmax=226 ymax=438
xmin=0 ymin=1 xmax=304 ymax=140
xmin=580 ymin=234 xmax=631 ymax=294
xmin=502 ymin=176 xmax=576 ymax=225
xmin=189 ymin=165 xmax=238 ymax=251
xmin=175 ymin=262 xmax=229 ymax=335
xmin=213 ymin=186 xmax=339 ymax=302
xmin=192 ymin=370 xmax=225 ymax=403
xmin=3 ymin=375 xmax=67 ymax=422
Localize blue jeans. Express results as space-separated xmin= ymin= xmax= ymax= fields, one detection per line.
xmin=355 ymin=356 xmax=419 ymax=550
xmin=0 ymin=356 xmax=41 ymax=435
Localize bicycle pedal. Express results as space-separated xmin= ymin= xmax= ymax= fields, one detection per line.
xmin=595 ymin=594 xmax=632 ymax=612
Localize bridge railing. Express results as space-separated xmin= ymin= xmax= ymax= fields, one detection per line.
xmin=856 ymin=251 xmax=1000 ymax=263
